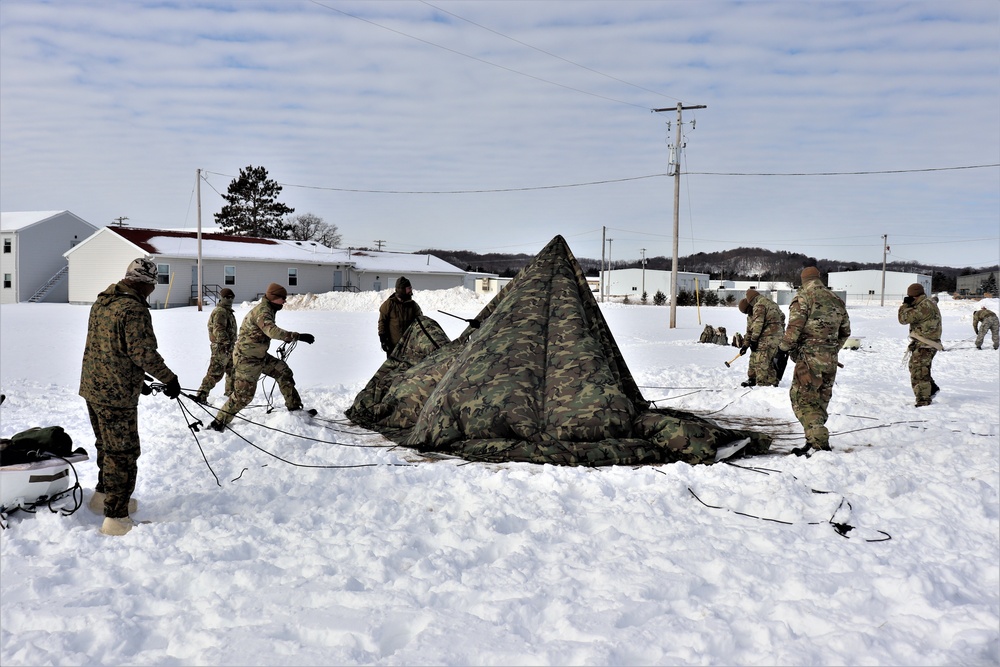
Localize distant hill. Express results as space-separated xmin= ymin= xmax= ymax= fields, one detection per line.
xmin=419 ymin=246 xmax=998 ymax=293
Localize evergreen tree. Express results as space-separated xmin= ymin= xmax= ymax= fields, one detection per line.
xmin=215 ymin=165 xmax=294 ymax=238
xmin=653 ymin=290 xmax=667 ymax=306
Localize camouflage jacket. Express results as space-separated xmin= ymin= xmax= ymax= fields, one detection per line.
xmin=898 ymin=294 xmax=941 ymax=343
xmin=234 ymin=298 xmax=297 ymax=360
xmin=79 ymin=282 xmax=177 ymax=408
xmin=779 ymin=278 xmax=851 ymax=355
xmin=972 ymin=308 xmax=998 ymax=333
xmin=378 ymin=295 xmax=422 ymax=348
xmin=207 ymin=299 xmax=237 ymax=349
xmin=746 ymin=293 xmax=785 ymax=344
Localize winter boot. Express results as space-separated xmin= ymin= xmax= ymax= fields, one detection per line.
xmin=288 ymin=407 xmax=318 ymax=416
xmin=930 ymin=381 xmax=940 ymax=397
xmin=99 ymin=516 xmax=137 ymax=536
xmin=194 ymin=391 xmax=209 ymax=404
xmin=208 ymin=419 xmax=226 ymax=432
xmin=88 ymin=491 xmax=137 ymax=515
xmin=740 ymin=379 xmax=757 ymax=388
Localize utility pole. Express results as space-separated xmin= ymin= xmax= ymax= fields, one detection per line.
xmin=112 ymin=216 xmax=129 ymax=227
xmin=640 ymin=248 xmax=647 ymax=299
xmin=373 ymin=240 xmax=386 ymax=251
xmin=654 ymin=103 xmax=706 ymax=328
xmin=197 ymin=168 xmax=203 ymax=311
xmin=606 ymin=237 xmax=614 ymax=299
xmin=880 ymin=234 xmax=889 ymax=307
xmin=600 ymin=226 xmax=606 ymax=303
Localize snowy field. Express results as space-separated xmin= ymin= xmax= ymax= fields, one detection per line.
xmin=1 ymin=288 xmax=998 ymax=666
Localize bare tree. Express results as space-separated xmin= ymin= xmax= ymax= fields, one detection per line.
xmin=287 ymin=213 xmax=342 ymax=248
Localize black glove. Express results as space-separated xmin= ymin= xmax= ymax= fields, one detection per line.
xmin=298 ymin=333 xmax=315 ymax=344
xmin=903 ymin=296 xmax=914 ymax=306
xmin=141 ymin=383 xmax=152 ymax=396
xmin=739 ymin=345 xmax=749 ymax=355
xmin=749 ymin=339 xmax=759 ymax=353
xmin=163 ymin=377 xmax=182 ymax=399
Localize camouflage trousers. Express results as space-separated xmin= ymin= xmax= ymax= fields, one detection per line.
xmin=975 ymin=320 xmax=999 ymax=349
xmin=788 ymin=355 xmax=838 ymax=450
xmin=214 ymin=352 xmax=302 ymax=426
xmin=908 ymin=346 xmax=937 ymax=404
xmin=197 ymin=343 xmax=234 ymax=397
xmin=749 ymin=338 xmax=781 ymax=386
xmin=86 ymin=401 xmax=140 ymax=518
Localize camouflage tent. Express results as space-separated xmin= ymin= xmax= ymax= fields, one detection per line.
xmin=346 ymin=235 xmax=770 ymax=466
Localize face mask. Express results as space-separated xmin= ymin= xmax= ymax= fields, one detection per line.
xmin=271 ymin=302 xmax=283 ymax=311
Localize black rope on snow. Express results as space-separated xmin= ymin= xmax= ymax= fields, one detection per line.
xmin=174 ymin=395 xmax=222 ymax=487
xmin=678 ymin=460 xmax=891 ymax=542
xmin=169 ymin=394 xmax=415 ymax=477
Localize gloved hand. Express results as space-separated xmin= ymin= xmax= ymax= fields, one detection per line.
xmin=163 ymin=377 xmax=182 ymax=399
xmin=380 ymin=337 xmax=391 ymax=352
xmin=739 ymin=345 xmax=749 ymax=355
xmin=749 ymin=339 xmax=759 ymax=353
xmin=903 ymin=296 xmax=914 ymax=306
xmin=141 ymin=383 xmax=152 ymax=396
xmin=298 ymin=333 xmax=315 ymax=344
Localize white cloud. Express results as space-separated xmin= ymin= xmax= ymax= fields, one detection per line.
xmin=1 ymin=0 xmax=997 ymax=266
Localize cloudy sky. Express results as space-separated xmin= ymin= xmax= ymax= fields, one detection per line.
xmin=1 ymin=1 xmax=997 ymax=269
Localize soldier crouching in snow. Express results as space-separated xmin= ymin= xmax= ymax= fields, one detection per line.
xmin=777 ymin=266 xmax=851 ymax=456
xmin=209 ymin=283 xmax=315 ymax=431
xmin=972 ymin=305 xmax=999 ymax=350
xmin=898 ymin=283 xmax=942 ymax=407
xmin=80 ymin=258 xmax=182 ymax=536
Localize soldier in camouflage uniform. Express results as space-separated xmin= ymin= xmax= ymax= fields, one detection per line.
xmin=898 ymin=283 xmax=942 ymax=407
xmin=209 ymin=283 xmax=315 ymax=431
xmin=972 ymin=306 xmax=999 ymax=350
xmin=778 ymin=266 xmax=851 ymax=454
xmin=79 ymin=258 xmax=181 ymax=536
xmin=195 ymin=288 xmax=237 ymax=402
xmin=740 ymin=288 xmax=786 ymax=387
xmin=378 ymin=276 xmax=422 ymax=358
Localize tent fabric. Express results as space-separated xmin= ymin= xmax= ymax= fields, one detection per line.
xmin=346 ymin=235 xmax=770 ymax=466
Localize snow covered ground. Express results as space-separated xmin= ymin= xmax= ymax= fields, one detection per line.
xmin=1 ymin=288 xmax=998 ymax=666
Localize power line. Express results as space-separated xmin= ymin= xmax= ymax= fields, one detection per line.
xmin=202 ymin=164 xmax=998 ymax=196
xmin=306 ymin=0 xmax=649 ymax=109
xmin=686 ymin=164 xmax=999 ymax=176
xmin=418 ymin=0 xmax=683 ymax=103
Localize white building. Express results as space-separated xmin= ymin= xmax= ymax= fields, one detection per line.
xmin=1 ymin=211 xmax=98 ymax=304
xmin=64 ymin=227 xmax=468 ymax=308
xmin=600 ymin=268 xmax=710 ymax=300
xmin=827 ymin=270 xmax=931 ymax=305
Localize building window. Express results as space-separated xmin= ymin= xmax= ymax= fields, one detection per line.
xmin=157 ymin=264 xmax=170 ymax=285
xmin=3 ymin=273 xmax=10 ymax=288
xmin=3 ymin=239 xmax=10 ymax=253
xmin=288 ymin=268 xmax=298 ymax=287
xmin=224 ymin=266 xmax=235 ymax=286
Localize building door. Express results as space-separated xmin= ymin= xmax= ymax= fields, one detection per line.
xmin=333 ymin=271 xmax=342 ymax=290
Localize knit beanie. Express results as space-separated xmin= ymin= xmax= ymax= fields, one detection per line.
xmin=124 ymin=258 xmax=158 ymax=284
xmin=220 ymin=288 xmax=235 ymax=299
xmin=738 ymin=298 xmax=749 ymax=314
xmin=265 ymin=283 xmax=287 ymax=301
xmin=906 ymin=283 xmax=925 ymax=298
xmin=745 ymin=288 xmax=760 ymax=302
xmin=801 ymin=266 xmax=821 ymax=283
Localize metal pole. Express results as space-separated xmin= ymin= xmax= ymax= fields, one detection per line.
xmin=600 ymin=226 xmax=606 ymax=303
xmin=640 ymin=248 xmax=646 ymax=299
xmin=607 ymin=237 xmax=613 ymax=299
xmin=197 ymin=168 xmax=203 ymax=311
xmin=880 ymin=234 xmax=888 ymax=307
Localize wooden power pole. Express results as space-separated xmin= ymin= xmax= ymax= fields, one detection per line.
xmin=654 ymin=103 xmax=706 ymax=328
